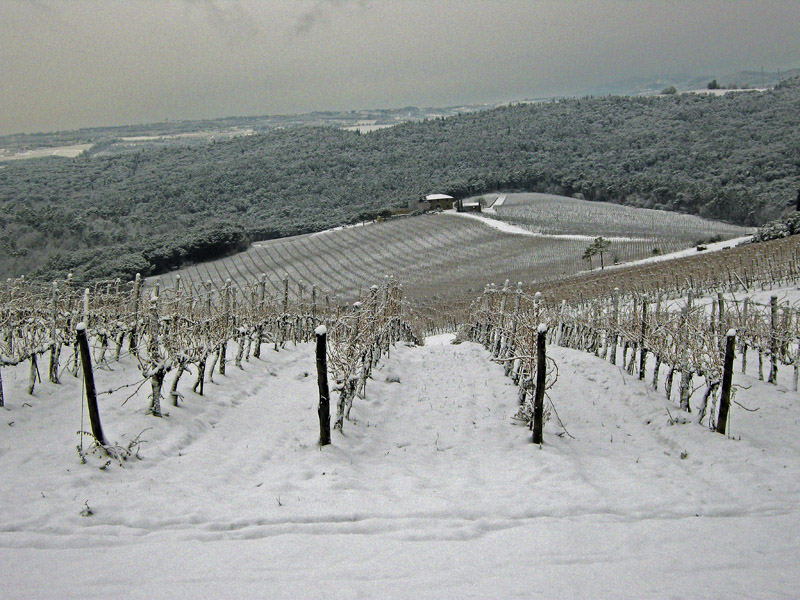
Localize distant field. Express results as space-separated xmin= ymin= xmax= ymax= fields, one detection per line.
xmin=158 ymin=196 xmax=753 ymax=306
xmin=486 ymin=193 xmax=753 ymax=241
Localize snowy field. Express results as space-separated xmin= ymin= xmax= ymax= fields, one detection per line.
xmin=2 ymin=319 xmax=800 ymax=597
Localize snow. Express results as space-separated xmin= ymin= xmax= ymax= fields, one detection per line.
xmin=612 ymin=235 xmax=754 ymax=269
xmin=448 ymin=210 xmax=649 ymax=242
xmin=314 ymin=324 xmax=327 ymax=336
xmin=2 ymin=301 xmax=800 ymax=597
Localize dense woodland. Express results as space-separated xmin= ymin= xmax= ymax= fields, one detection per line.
xmin=1 ymin=78 xmax=798 ymax=282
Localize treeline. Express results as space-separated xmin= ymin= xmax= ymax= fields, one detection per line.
xmin=1 ymin=78 xmax=798 ymax=281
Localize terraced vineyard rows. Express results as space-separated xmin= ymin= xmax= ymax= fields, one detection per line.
xmin=159 ymin=199 xmax=753 ymax=305
xmin=489 ymin=192 xmax=753 ymax=241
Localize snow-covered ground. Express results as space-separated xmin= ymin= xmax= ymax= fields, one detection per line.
xmin=450 ymin=209 xmax=652 ymax=242
xmin=2 ymin=317 xmax=800 ymax=597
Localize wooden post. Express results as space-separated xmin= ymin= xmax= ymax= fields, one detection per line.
xmin=638 ymin=297 xmax=648 ymax=380
xmin=741 ymin=297 xmax=749 ymax=373
xmin=494 ymin=280 xmax=510 ymax=358
xmin=76 ymin=323 xmax=106 ymax=446
xmin=315 ymin=326 xmax=331 ymax=446
xmin=532 ymin=324 xmax=547 ymax=445
xmin=609 ymin=288 xmax=619 ymax=364
xmin=281 ymin=274 xmax=289 ymax=346
xmin=679 ymin=305 xmax=692 ymax=412
xmin=49 ymin=281 xmax=60 ymax=384
xmin=253 ymin=274 xmax=266 ymax=359
xmin=716 ymin=330 xmax=736 ymax=435
xmin=129 ymin=273 xmax=141 ymax=355
xmin=768 ymin=296 xmax=779 ymax=384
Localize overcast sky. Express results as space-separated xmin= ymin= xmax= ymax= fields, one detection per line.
xmin=1 ymin=0 xmax=799 ymax=135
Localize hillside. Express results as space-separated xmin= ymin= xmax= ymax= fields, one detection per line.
xmin=2 ymin=319 xmax=799 ymax=597
xmin=155 ymin=197 xmax=751 ymax=306
xmin=0 ymin=80 xmax=797 ymax=282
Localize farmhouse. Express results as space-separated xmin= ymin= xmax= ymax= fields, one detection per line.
xmin=409 ymin=193 xmax=454 ymax=212
xmin=456 ymin=197 xmax=483 ymax=213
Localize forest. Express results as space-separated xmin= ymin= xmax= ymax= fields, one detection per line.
xmin=1 ymin=78 xmax=798 ymax=282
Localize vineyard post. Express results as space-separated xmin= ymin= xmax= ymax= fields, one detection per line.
xmin=219 ymin=280 xmax=231 ymax=376
xmin=494 ymin=280 xmax=510 ymax=358
xmin=76 ymin=323 xmax=107 ymax=446
xmin=480 ymin=285 xmax=490 ymax=346
xmin=315 ymin=326 xmax=331 ymax=446
xmin=148 ymin=284 xmax=164 ymax=417
xmin=129 ymin=273 xmax=141 ymax=355
xmin=281 ymin=274 xmax=289 ymax=347
xmin=312 ymin=284 xmax=318 ymax=330
xmin=717 ymin=292 xmax=726 ymax=352
xmin=28 ymin=352 xmax=39 ymax=396
xmin=0 ymin=363 xmax=4 ymax=408
xmin=506 ymin=283 xmax=523 ymax=378
xmin=609 ymin=288 xmax=619 ymax=364
xmin=532 ymin=324 xmax=547 ymax=445
xmin=716 ymin=330 xmax=736 ymax=435
xmin=651 ymin=294 xmax=662 ymax=390
xmin=253 ymin=274 xmax=266 ymax=359
xmin=626 ymin=296 xmax=639 ymax=375
xmin=556 ymin=299 xmax=567 ymax=347
xmin=768 ymin=296 xmax=778 ymax=384
xmin=49 ymin=281 xmax=60 ymax=384
xmin=741 ymin=297 xmax=749 ymax=373
xmin=679 ymin=304 xmax=692 ymax=412
xmin=82 ymin=287 xmax=89 ymax=326
xmin=113 ymin=278 xmax=124 ymax=361
xmin=296 ymin=282 xmax=304 ymax=344
xmin=638 ymin=296 xmax=648 ymax=380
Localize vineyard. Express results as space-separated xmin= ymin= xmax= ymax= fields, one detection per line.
xmin=2 ymin=230 xmax=798 ymax=436
xmin=3 ymin=226 xmax=800 ymax=597
xmin=487 ymin=192 xmax=752 ymax=241
xmin=467 ymin=273 xmax=800 ymax=440
xmin=156 ymin=197 xmax=753 ymax=307
xmin=0 ymin=275 xmax=419 ymax=435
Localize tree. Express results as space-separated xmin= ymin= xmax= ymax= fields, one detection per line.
xmin=707 ymin=79 xmax=720 ymax=90
xmin=584 ymin=236 xmax=612 ymax=270
xmin=582 ymin=245 xmax=596 ymax=270
xmin=593 ymin=236 xmax=612 ymax=270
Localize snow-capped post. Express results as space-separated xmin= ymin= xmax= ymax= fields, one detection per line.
xmin=608 ymin=288 xmax=620 ymax=364
xmin=768 ymin=296 xmax=778 ymax=384
xmin=315 ymin=325 xmax=331 ymax=447
xmin=506 ymin=283 xmax=524 ymax=378
xmin=717 ymin=292 xmax=726 ymax=351
xmin=716 ymin=329 xmax=737 ymax=435
xmin=494 ymin=280 xmax=510 ymax=358
xmin=76 ymin=322 xmax=106 ymax=446
xmin=532 ymin=323 xmax=548 ymax=445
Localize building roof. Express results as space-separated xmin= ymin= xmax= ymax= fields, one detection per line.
xmin=425 ymin=193 xmax=454 ymax=201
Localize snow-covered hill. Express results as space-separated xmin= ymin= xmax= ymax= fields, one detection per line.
xmin=2 ymin=318 xmax=800 ymax=597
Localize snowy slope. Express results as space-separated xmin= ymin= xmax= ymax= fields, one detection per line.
xmin=1 ymin=327 xmax=800 ymax=598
